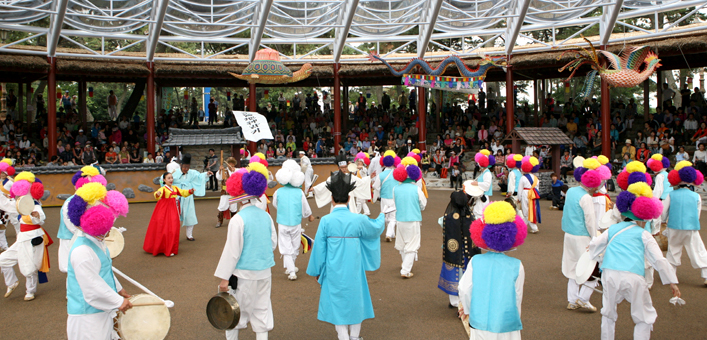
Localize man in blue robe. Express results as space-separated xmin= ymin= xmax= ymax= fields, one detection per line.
xmin=307 ymin=172 xmax=385 ymax=340
xmin=172 ymin=154 xmax=210 ymax=241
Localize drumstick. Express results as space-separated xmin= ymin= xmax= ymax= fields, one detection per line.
xmin=131 ymin=301 xmax=169 ymax=307
xmin=112 ymin=267 xmax=175 ymax=308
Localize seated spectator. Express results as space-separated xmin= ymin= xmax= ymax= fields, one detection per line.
xmin=144 ymin=153 xmax=155 ymax=163
xmin=449 ymin=162 xmax=463 ymax=190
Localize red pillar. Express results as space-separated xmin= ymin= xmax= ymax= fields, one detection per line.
xmin=248 ymin=83 xmax=257 ymax=155
xmin=600 ymin=45 xmax=611 ymax=158
xmin=47 ymin=57 xmax=57 ymax=159
xmin=417 ymin=87 xmax=426 ymax=151
xmin=333 ymin=63 xmax=341 ymax=154
xmin=505 ymin=62 xmax=519 ymax=153
xmin=146 ymin=62 xmax=156 ymax=156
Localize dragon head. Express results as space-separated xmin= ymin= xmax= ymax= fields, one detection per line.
xmin=367 ymin=51 xmax=381 ymax=63
xmin=301 ymin=63 xmax=313 ymax=75
xmin=481 ymin=55 xmax=507 ymax=67
xmin=645 ymin=52 xmax=661 ymax=69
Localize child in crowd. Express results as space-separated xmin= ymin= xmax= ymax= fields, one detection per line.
xmin=549 ymin=173 xmax=565 ymax=210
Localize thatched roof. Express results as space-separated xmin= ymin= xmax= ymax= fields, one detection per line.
xmin=57 ymin=58 xmax=149 ymax=76
xmin=0 ymin=54 xmax=48 ymax=73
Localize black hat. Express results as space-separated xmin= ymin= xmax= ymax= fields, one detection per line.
xmin=326 ymin=171 xmax=356 ymax=204
xmin=181 ymin=153 xmax=192 ymax=165
xmin=335 ymin=154 xmax=348 ymax=167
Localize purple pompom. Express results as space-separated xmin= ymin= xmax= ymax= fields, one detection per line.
xmin=678 ymin=167 xmax=697 ymax=184
xmin=574 ymin=167 xmax=587 ymax=182
xmin=67 ymin=195 xmax=88 ymax=227
xmin=406 ymin=165 xmax=421 ymax=181
xmin=531 ymin=164 xmax=540 ymax=173
xmin=604 ymin=163 xmax=612 ymax=172
xmin=72 ymin=172 xmax=83 ymax=186
xmin=488 ymin=155 xmax=496 ymax=167
xmin=242 ymin=171 xmax=267 ymax=196
xmin=34 ymin=178 xmax=41 ymax=184
xmin=616 ymin=191 xmax=635 ymax=213
xmin=628 ymin=172 xmax=647 ymax=186
xmin=383 ymin=156 xmax=395 ymax=168
xmin=482 ymin=222 xmax=518 ymax=252
xmin=661 ymin=157 xmax=670 ymax=169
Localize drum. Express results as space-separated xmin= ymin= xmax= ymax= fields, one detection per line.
xmin=655 ymin=222 xmax=668 ymax=252
xmin=206 ymin=292 xmax=241 ymax=330
xmin=115 ymin=294 xmax=171 ymax=340
xmin=104 ymin=227 xmax=125 ymax=259
xmin=462 ymin=180 xmax=484 ymax=198
xmin=347 ymin=163 xmax=358 ymax=174
xmin=575 ymin=251 xmax=600 ymax=285
xmin=573 ymin=156 xmax=586 ymax=169
xmin=15 ymin=195 xmax=34 ymax=216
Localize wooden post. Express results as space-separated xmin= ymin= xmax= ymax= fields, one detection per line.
xmin=418 ymin=87 xmax=426 ymax=151
xmin=146 ymin=62 xmax=156 ymax=156
xmin=48 ymin=57 xmax=57 ymax=159
xmin=506 ymin=61 xmax=519 ymax=153
xmin=600 ymin=45 xmax=611 ymax=158
xmin=657 ymin=71 xmax=663 ymax=110
xmin=643 ymin=80 xmax=650 ymax=116
xmin=248 ymin=83 xmax=257 ymax=155
xmin=333 ymin=63 xmax=341 ymax=154
xmin=552 ymin=146 xmax=561 ymax=177
xmin=78 ymin=80 xmax=87 ymax=131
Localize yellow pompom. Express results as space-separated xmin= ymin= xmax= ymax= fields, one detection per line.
xmin=627 ymin=182 xmax=653 ymax=198
xmin=364 ymin=152 xmax=370 ymax=159
xmin=81 ymin=166 xmax=99 ymax=177
xmin=513 ymin=154 xmax=523 ymax=162
xmin=625 ymin=161 xmax=646 ymax=173
xmin=650 ymin=154 xmax=663 ymax=161
xmin=529 ymin=156 xmax=539 ymax=166
xmin=412 ymin=148 xmax=420 ymax=154
xmin=75 ymin=182 xmax=107 ymax=205
xmin=480 ymin=149 xmax=491 ymax=156
xmin=0 ymin=158 xmax=13 ymax=166
xmin=583 ymin=158 xmax=601 ymax=170
xmin=253 ymin=152 xmax=266 ymax=160
xmin=675 ymin=160 xmax=693 ymax=171
xmin=384 ymin=150 xmax=396 ymax=157
xmin=14 ymin=172 xmax=35 ymax=183
xmin=597 ymin=155 xmax=609 ymax=165
xmin=483 ymin=201 xmax=516 ymax=224
xmin=247 ymin=162 xmax=269 ymax=179
xmin=401 ymin=156 xmax=418 ymax=166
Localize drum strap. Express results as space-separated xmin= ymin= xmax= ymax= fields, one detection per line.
xmin=607 ymin=224 xmax=636 ymax=248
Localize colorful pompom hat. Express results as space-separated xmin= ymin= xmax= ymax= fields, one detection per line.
xmin=615 ymin=161 xmax=663 ymax=221
xmin=67 ymin=182 xmax=129 ymax=237
xmin=275 ymin=159 xmax=305 ymax=187
xmin=616 ymin=161 xmax=653 ymax=191
xmin=474 ymin=149 xmax=496 ymax=168
xmin=506 ymin=154 xmax=522 ymax=169
xmin=520 ymin=156 xmax=540 ymax=173
xmin=380 ymin=150 xmax=401 ymax=168
xmin=393 ymin=156 xmax=423 ymax=182
xmin=668 ymin=160 xmax=705 ymax=186
xmin=71 ymin=166 xmax=108 ymax=190
xmin=573 ymin=157 xmax=608 ymax=188
xmin=646 ymin=154 xmax=670 ymax=173
xmin=0 ymin=158 xmax=15 ymax=176
xmin=10 ymin=171 xmax=45 ymax=201
xmin=226 ymin=160 xmax=269 ymax=203
xmin=355 ymin=152 xmax=371 ymax=166
xmin=470 ymin=201 xmax=528 ymax=252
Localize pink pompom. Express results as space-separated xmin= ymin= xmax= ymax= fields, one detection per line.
xmin=0 ymin=163 xmax=7 ymax=172
xmin=474 ymin=153 xmax=484 ymax=163
xmin=478 ymin=157 xmax=489 ymax=168
xmin=80 ymin=205 xmax=115 ymax=237
xmin=394 ymin=156 xmax=401 ymax=167
xmin=469 ymin=219 xmax=488 ymax=250
xmin=250 ymin=156 xmax=261 ymax=164
xmin=521 ymin=155 xmax=530 ymax=163
xmin=75 ymin=177 xmax=90 ymax=189
xmin=696 ymin=170 xmax=704 ymax=186
xmin=407 ymin=152 xmax=416 ymax=158
xmin=631 ymin=196 xmax=663 ymax=221
xmin=30 ymin=182 xmax=44 ymax=200
xmin=646 ymin=158 xmax=663 ymax=172
xmin=581 ymin=170 xmax=602 ymax=188
xmin=393 ymin=166 xmax=408 ymax=182
xmin=10 ymin=180 xmax=30 ymax=198
xmin=103 ymin=190 xmax=129 ymax=217
xmin=91 ymin=175 xmax=108 ymax=186
xmin=596 ymin=166 xmax=611 ymax=180
xmin=513 ymin=215 xmax=528 ymax=248
xmin=644 ymin=173 xmax=652 ymax=186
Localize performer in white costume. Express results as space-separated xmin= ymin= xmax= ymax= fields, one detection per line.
xmin=273 ymin=160 xmax=313 ymax=281
xmin=216 ymin=157 xmax=239 ymax=228
xmin=517 ymin=156 xmax=542 ymax=234
xmin=372 ymin=150 xmax=399 ymax=241
xmin=0 ymin=172 xmax=49 ymax=301
xmin=589 ymin=169 xmax=680 ymax=340
xmin=660 ymin=160 xmax=707 ymax=285
xmin=299 ymin=151 xmax=315 ymax=198
xmin=506 ymin=154 xmax=523 ymax=200
xmin=469 ymin=150 xmax=495 ymax=219
xmin=65 ymin=182 xmax=130 ymax=340
xmin=215 ymin=163 xmax=276 ymax=340
xmin=459 ymin=201 xmax=528 ymax=340
xmin=352 ymin=153 xmax=372 ymax=216
xmin=314 ymin=155 xmax=370 ymax=214
xmin=392 ymin=157 xmax=427 ymax=278
xmin=0 ymin=159 xmax=16 ymax=252
xmin=590 ymin=156 xmax=614 ymax=225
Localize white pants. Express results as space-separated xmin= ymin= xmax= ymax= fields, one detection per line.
xmin=356 ymin=198 xmax=370 ymax=215
xmin=449 ymin=294 xmax=460 ymax=307
xmin=395 ymin=221 xmax=420 ymax=275
xmin=0 ymin=235 xmax=43 ymax=294
xmin=521 ymin=194 xmax=538 ymax=232
xmin=225 ymin=277 xmax=273 ymax=339
xmin=108 ymin=105 xmax=118 ymax=120
xmin=600 ymin=269 xmax=656 ymax=340
xmin=185 ymin=225 xmax=194 ymax=239
xmin=0 ymin=229 xmax=7 ymax=250
xmin=381 ymin=198 xmax=396 ymax=238
xmin=472 ymin=196 xmax=490 ymax=220
xmin=277 ymin=224 xmax=301 ymax=274
xmin=666 ymin=228 xmax=707 ymax=279
xmin=59 ymin=239 xmax=73 ymax=273
xmin=567 ymin=278 xmax=597 ymax=304
xmin=67 ymin=312 xmax=116 ymax=340
xmin=335 ymin=323 xmax=361 ymax=340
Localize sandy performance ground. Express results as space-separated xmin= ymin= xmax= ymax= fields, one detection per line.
xmin=1 ymin=190 xmax=707 ymax=339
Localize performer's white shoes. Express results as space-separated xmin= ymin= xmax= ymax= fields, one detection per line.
xmin=215 ymin=222 xmax=221 ymax=228
xmin=288 ymin=273 xmax=297 ymax=281
xmin=307 ymin=192 xmax=313 ymax=198
xmin=24 ymin=293 xmax=34 ymax=301
xmin=566 ymin=302 xmax=580 ymax=310
xmin=703 ymin=278 xmax=707 ymax=286
xmin=285 ymin=268 xmax=299 ymax=275
xmin=401 ymin=273 xmax=414 ymax=279
xmin=4 ymin=282 xmax=18 ymax=298
xmin=575 ymin=299 xmax=597 ymax=312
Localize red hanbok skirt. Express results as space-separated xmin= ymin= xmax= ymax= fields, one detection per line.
xmin=143 ymin=197 xmax=181 ymax=256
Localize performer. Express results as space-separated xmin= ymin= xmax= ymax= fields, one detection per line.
xmin=273 ymin=160 xmax=314 ymax=281
xmin=298 ymin=151 xmax=314 ymax=198
xmin=65 ymin=182 xmax=131 ymax=340
xmin=649 ymin=154 xmax=673 ymax=202
xmin=660 ymin=161 xmax=707 ymax=285
xmin=469 ymin=150 xmax=495 ymax=219
xmin=591 ymin=156 xmax=614 ymax=224
xmin=0 ymin=159 xmax=16 ymax=252
xmin=353 ymin=152 xmax=371 ymax=216
xmin=373 ymin=150 xmax=400 ymax=241
xmin=505 ymin=154 xmax=523 ymax=200
xmin=0 ymin=172 xmax=49 ymax=301
xmin=459 ymin=201 xmax=527 ymax=340
xmin=248 ymin=154 xmax=272 ymax=212
xmin=393 ymin=158 xmax=427 ymax=278
xmin=306 ymin=171 xmax=385 ymax=340
xmin=589 ymin=176 xmax=680 ymax=340
xmin=517 ymin=156 xmax=542 ymax=234
xmin=438 ymin=190 xmax=480 ymax=308
xmin=171 ymin=154 xmax=211 ymax=241
xmin=143 ymin=172 xmax=194 ymax=257
xmin=313 ymin=155 xmax=369 ymax=214
xmin=59 ymin=167 xmax=108 ymax=272
xmin=561 ymin=159 xmax=602 ymax=312
xmin=368 ymin=151 xmax=382 ymax=180
xmin=215 ymin=162 xmax=276 ymax=340
xmin=216 ymin=157 xmax=239 ymax=228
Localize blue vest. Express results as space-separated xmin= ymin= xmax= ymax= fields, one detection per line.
xmin=658 ymin=171 xmax=673 ymax=200
xmin=601 ymin=222 xmax=645 ymax=276
xmin=667 ymin=188 xmax=701 ymax=230
xmin=562 ymin=187 xmax=590 ymax=237
xmin=67 ymin=236 xmax=116 ymax=315
xmin=57 ymin=195 xmax=75 ymax=240
xmin=511 ymin=169 xmax=522 ymax=193
xmin=235 ymin=206 xmax=276 ymax=271
xmin=380 ymin=168 xmax=398 ymax=199
xmin=476 ymin=169 xmax=493 ymax=196
xmin=470 ymin=252 xmax=523 ymax=333
xmin=275 ymin=185 xmax=303 ymax=227
xmin=394 ymin=181 xmax=421 ymax=222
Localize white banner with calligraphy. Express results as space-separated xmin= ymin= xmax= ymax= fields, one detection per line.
xmin=232 ymin=110 xmax=274 ymax=142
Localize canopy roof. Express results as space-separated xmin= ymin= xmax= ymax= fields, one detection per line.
xmin=163 ymin=127 xmax=246 ymax=146
xmin=0 ymin=0 xmax=706 ymax=64
xmin=502 ymin=127 xmax=573 ymax=146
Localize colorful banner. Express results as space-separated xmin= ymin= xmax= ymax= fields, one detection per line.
xmin=402 ymin=74 xmax=486 ymax=94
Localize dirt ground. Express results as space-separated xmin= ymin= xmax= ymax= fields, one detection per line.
xmin=1 ymin=190 xmax=707 ymax=339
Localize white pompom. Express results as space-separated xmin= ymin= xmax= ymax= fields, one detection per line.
xmin=282 ymin=159 xmax=301 ymax=173
xmin=275 ymin=168 xmax=293 ymax=186
xmin=290 ymin=172 xmax=305 ymax=188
